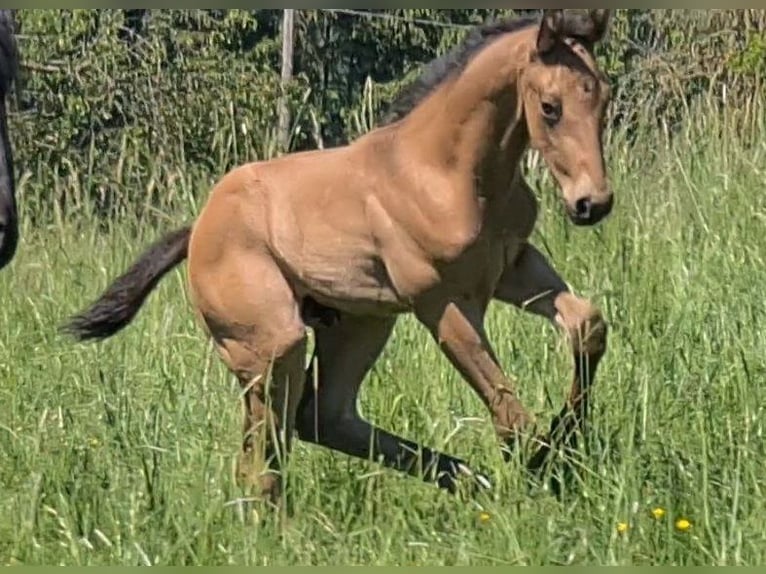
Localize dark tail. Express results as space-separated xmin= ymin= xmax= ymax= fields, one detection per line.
xmin=62 ymin=226 xmax=192 ymax=342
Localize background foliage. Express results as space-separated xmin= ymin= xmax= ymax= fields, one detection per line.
xmin=10 ymin=9 xmax=766 ymax=223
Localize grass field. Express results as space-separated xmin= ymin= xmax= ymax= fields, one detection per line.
xmin=1 ymin=109 xmax=765 ymax=565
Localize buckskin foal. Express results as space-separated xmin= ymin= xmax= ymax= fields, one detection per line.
xmin=64 ymin=9 xmax=615 ymax=505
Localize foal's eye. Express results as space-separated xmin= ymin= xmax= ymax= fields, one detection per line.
xmin=541 ymin=101 xmax=562 ymax=126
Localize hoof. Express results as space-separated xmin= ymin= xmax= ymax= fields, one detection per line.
xmin=525 ymin=433 xmax=554 ymax=473
xmin=499 ymin=418 xmax=542 ymax=463
xmin=236 ymin=454 xmax=283 ymax=508
xmin=447 ymin=462 xmax=494 ymax=501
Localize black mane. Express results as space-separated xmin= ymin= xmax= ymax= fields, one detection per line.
xmin=380 ymin=15 xmax=540 ymax=125
xmin=0 ymin=10 xmax=18 ymax=95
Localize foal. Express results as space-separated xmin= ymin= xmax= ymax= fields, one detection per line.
xmin=0 ymin=10 xmax=19 ymax=271
xmin=65 ymin=10 xmax=614 ymax=504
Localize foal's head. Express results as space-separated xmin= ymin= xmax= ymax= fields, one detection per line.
xmin=520 ymin=9 xmax=613 ymax=227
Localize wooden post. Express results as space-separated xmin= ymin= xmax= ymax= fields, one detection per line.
xmin=278 ymin=9 xmax=295 ymax=154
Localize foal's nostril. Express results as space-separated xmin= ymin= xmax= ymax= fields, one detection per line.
xmin=574 ymin=197 xmax=592 ymax=219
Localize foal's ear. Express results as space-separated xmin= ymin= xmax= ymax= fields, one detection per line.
xmin=587 ymin=9 xmax=612 ymax=44
xmin=537 ymin=9 xmax=564 ymax=55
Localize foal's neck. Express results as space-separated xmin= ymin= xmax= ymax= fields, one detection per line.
xmin=402 ymin=29 xmax=534 ymax=199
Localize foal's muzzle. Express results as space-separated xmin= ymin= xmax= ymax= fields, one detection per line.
xmin=567 ymin=193 xmax=614 ymax=227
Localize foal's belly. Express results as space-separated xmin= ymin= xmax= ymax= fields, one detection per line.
xmin=289 ymin=252 xmax=412 ymax=317
xmin=271 ymin=204 xmax=521 ymax=318
xmin=291 ymin=244 xmax=510 ymax=318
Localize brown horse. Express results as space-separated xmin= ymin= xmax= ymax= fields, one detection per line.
xmin=64 ymin=9 xmax=614 ymax=505
xmin=0 ymin=10 xmax=19 ymax=271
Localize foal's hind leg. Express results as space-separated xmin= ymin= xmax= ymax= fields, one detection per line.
xmin=232 ymin=334 xmax=307 ymax=505
xmin=192 ymin=260 xmax=307 ymax=506
xmin=295 ymin=313 xmax=491 ymax=495
xmin=493 ymin=242 xmax=607 ymax=472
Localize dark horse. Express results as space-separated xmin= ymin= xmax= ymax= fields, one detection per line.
xmin=0 ymin=10 xmax=19 ymax=271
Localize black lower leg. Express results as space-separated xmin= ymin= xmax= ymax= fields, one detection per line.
xmin=297 ymin=370 xmax=492 ymax=496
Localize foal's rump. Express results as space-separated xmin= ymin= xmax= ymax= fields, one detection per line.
xmin=237 ymin=153 xmax=409 ymax=317
xmin=64 ymin=135 xmax=407 ymax=343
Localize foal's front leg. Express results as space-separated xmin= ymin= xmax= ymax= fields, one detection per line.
xmin=415 ymin=297 xmax=536 ymax=457
xmin=493 ymin=242 xmax=608 ymax=471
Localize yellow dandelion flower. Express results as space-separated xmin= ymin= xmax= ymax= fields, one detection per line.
xmin=478 ymin=512 xmax=492 ymax=524
xmin=651 ymin=507 xmax=666 ymax=520
xmin=616 ymin=522 xmax=629 ymax=534
xmin=675 ymin=518 xmax=692 ymax=532
xmin=88 ymin=437 xmax=100 ymax=448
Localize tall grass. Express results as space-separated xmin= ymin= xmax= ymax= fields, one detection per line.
xmin=1 ymin=92 xmax=765 ymax=565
